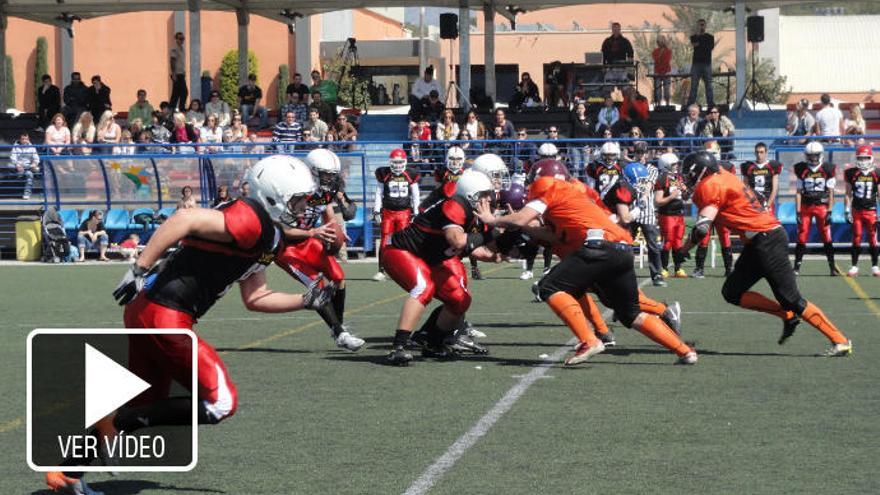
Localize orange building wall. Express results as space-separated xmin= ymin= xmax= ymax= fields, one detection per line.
xmin=7 ymin=18 xmax=58 ymax=112
xmin=476 ymin=4 xmax=675 ymax=30
xmin=353 ymin=9 xmax=405 ymax=40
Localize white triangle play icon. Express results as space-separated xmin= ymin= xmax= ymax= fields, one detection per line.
xmin=84 ymin=343 xmax=151 ymax=429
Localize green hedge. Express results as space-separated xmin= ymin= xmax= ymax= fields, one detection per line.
xmin=219 ymin=50 xmax=258 ymax=108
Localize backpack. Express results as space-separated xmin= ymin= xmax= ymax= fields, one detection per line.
xmin=41 ymin=207 xmax=71 ymax=263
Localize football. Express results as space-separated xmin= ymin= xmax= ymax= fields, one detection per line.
xmin=324 ymin=222 xmax=346 ymax=255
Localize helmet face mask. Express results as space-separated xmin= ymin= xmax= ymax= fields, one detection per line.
xmin=804 ymin=142 xmax=824 ymax=167
xmin=455 ymin=170 xmax=495 ymax=208
xmin=600 ymin=142 xmax=620 ymax=165
xmin=856 ymin=145 xmax=874 ymax=172
xmin=389 ymin=148 xmax=408 ymax=175
xmin=306 ymin=148 xmax=342 ymax=192
xmin=472 ymin=153 xmax=510 ymax=191
xmin=246 ymin=155 xmax=317 ymax=224
xmin=317 ymin=170 xmax=338 ymax=192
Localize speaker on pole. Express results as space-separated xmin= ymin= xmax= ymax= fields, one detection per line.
xmin=747 ymin=16 xmax=764 ymax=43
xmin=440 ymin=13 xmax=459 ymax=40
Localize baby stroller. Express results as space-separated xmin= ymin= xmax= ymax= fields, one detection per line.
xmin=41 ymin=207 xmax=71 ymax=263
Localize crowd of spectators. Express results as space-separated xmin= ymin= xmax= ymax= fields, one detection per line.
xmin=785 ymin=93 xmax=867 ymax=145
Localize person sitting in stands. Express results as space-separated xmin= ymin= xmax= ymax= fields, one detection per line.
xmin=237 ymin=74 xmax=269 ymax=129
xmin=617 ymin=86 xmax=649 ymax=135
xmin=77 ymin=210 xmax=109 ymax=262
xmin=44 ymin=113 xmax=71 ymax=156
xmin=186 ymin=99 xmax=206 ymax=128
xmin=309 ymin=90 xmax=336 ymax=126
xmin=544 ymin=61 xmax=567 ymax=107
xmin=200 ymin=113 xmax=224 ymax=153
xmin=509 ymin=72 xmax=541 ymax=111
xmin=280 ymin=91 xmax=308 ymax=125
xmin=272 ymin=110 xmax=303 ymax=153
xmin=127 ymin=89 xmax=154 ymax=128
xmin=435 ymin=109 xmax=460 ymax=142
xmin=71 ymin=112 xmax=96 ymax=155
xmin=596 ymin=95 xmax=620 ymax=135
xmin=205 ymin=90 xmax=231 ymax=127
xmin=304 ymin=108 xmax=329 ymax=141
xmin=8 ymin=132 xmax=40 ymax=199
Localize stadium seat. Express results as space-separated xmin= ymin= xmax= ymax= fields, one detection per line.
xmin=345 ymin=206 xmax=372 ymax=250
xmin=831 ymin=202 xmax=846 ymax=224
xmin=129 ymin=207 xmax=155 ymax=229
xmin=79 ymin=209 xmax=101 ymax=225
xmin=58 ymin=209 xmax=80 ymax=231
xmin=104 ymin=209 xmax=131 ymax=230
xmin=776 ymin=202 xmax=796 ymax=224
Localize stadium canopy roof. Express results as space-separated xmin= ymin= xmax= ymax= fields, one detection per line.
xmin=0 ymin=0 xmax=828 ymax=26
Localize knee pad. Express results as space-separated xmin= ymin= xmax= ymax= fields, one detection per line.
xmin=781 ymin=297 xmax=807 ymax=315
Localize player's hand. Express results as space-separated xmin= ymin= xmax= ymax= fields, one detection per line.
xmin=372 ymin=211 xmax=381 ymax=223
xmin=311 ymin=222 xmax=337 ymax=243
xmin=474 ymin=198 xmax=496 ymax=225
xmin=112 ymin=263 xmax=150 ymax=305
xmin=825 ymin=210 xmax=833 ymax=226
xmin=845 ymin=210 xmax=853 ymax=224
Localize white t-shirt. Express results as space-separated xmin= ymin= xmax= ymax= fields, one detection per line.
xmin=815 ymin=106 xmax=843 ymax=136
xmin=412 ymin=78 xmax=442 ymax=100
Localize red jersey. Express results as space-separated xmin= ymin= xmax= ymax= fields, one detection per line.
xmin=692 ymin=169 xmax=781 ymax=239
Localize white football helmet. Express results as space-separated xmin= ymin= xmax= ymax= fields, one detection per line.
xmin=856 ymin=145 xmax=874 ymax=173
xmin=804 ymin=141 xmax=824 ymax=167
xmin=246 ymin=155 xmax=316 ymax=223
xmin=600 ymin=141 xmax=621 ymax=164
xmin=446 ymin=146 xmax=466 ymax=175
xmin=704 ymin=141 xmax=722 ymax=161
xmin=306 ymin=148 xmax=342 ymax=192
xmin=472 ymin=153 xmax=511 ymax=190
xmin=537 ymin=142 xmax=559 ymax=159
xmin=455 ymin=169 xmax=495 ymax=207
xmin=658 ymin=152 xmax=680 ymax=173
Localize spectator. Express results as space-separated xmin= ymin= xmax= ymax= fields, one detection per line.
xmin=415 ymin=120 xmax=432 ymax=141
xmin=62 ymin=72 xmax=88 ymax=127
xmin=653 ymin=126 xmax=674 ymax=156
xmin=127 ymin=89 xmax=154 ymax=128
xmin=323 ymin=129 xmax=338 ymax=151
xmin=435 ymin=109 xmax=459 ymax=142
xmin=129 ymin=118 xmax=145 ymax=142
xmin=304 ymin=108 xmax=329 ymax=141
xmin=845 ymin=105 xmax=866 ymax=135
xmin=486 ymin=125 xmax=512 ymax=163
xmin=246 ymin=131 xmax=264 ymax=154
xmin=148 ymin=111 xmax=172 ymax=145
xmin=513 ymin=128 xmax=536 ymax=173
xmin=618 ymin=86 xmax=649 ymax=135
xmin=114 ymin=130 xmax=136 ymax=155
xmin=687 ymin=19 xmax=715 ymax=107
xmin=410 ymin=65 xmax=442 ymax=119
xmin=622 ymin=127 xmax=645 ymax=160
xmin=87 ymin=75 xmax=112 ymax=123
xmin=457 ymin=129 xmax=478 ymax=158
xmin=280 ymin=91 xmax=308 ymax=125
xmin=309 ymin=90 xmax=336 ymax=126
xmin=8 ymin=133 xmax=39 ymax=199
xmin=205 ymin=90 xmax=231 ymax=127
xmin=493 ymin=108 xmax=516 ymax=140
xmin=136 ymin=129 xmax=157 ymax=154
xmin=652 ymin=35 xmax=672 ymax=106
xmin=464 ymin=110 xmax=487 ymax=140
xmin=44 ymin=113 xmax=71 ymax=155
xmin=675 ymin=104 xmax=705 ymax=151
xmin=406 ymin=127 xmax=430 ymax=166
xmin=596 ymin=95 xmax=620 ymax=134
xmin=77 ymin=210 xmax=109 ymax=262
xmin=96 ymin=110 xmax=121 ymax=152
xmin=200 ymin=113 xmax=224 ymax=153
xmin=602 ymin=22 xmax=634 ymax=65
xmin=392 ymin=83 xmax=403 ymax=105
xmin=237 ymin=74 xmax=268 ymax=129
xmin=239 ymin=181 xmax=250 ymax=198
xmin=509 ymin=72 xmax=541 ymax=111
xmin=309 ymin=69 xmax=339 ymax=106
xmin=223 ymin=111 xmax=248 ymax=152
xmin=423 ymin=90 xmax=445 ymax=124
xmin=544 ymin=61 xmax=567 ymax=107
xmin=543 ymin=126 xmax=566 ymax=163
xmin=286 ymin=72 xmax=310 ymax=101
xmin=158 ymin=101 xmax=175 ymax=131
xmin=169 ymin=112 xmax=199 ymax=153
xmin=376 ymin=84 xmax=390 ymax=105
xmin=37 ymin=74 xmax=61 ymax=128
xmin=118 ymin=233 xmax=141 ymax=261
xmin=213 ymin=184 xmax=231 ymax=207
xmin=701 ymin=105 xmax=735 ymax=156
xmin=814 ymin=93 xmax=844 ymax=139
xmin=169 ymin=31 xmax=188 ymax=112
xmin=272 ymin=110 xmax=303 ymax=153
xmin=71 ymin=112 xmax=96 ymax=155
xmin=177 ymin=185 xmax=197 ymax=209
xmin=300 ymin=129 xmax=318 ymax=148
xmin=785 ymin=98 xmax=816 ymax=143
xmin=570 ymin=102 xmax=592 ymax=175
xmin=334 ymin=114 xmax=358 ymax=149
xmin=186 ymin=99 xmax=206 ymax=128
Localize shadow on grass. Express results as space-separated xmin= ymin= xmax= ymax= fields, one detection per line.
xmin=32 ymin=480 xmax=225 ymax=495
xmin=473 ymin=322 xmax=557 ymax=329
xmin=215 ymin=347 xmax=309 ymax=354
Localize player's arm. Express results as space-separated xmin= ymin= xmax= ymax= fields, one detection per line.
xmin=679 ymin=205 xmax=719 ymax=253
xmin=844 ymin=181 xmax=853 ymax=223
xmin=795 ymin=188 xmax=802 ymax=214
xmin=616 ymin=203 xmax=633 ymax=225
xmin=769 ymin=173 xmax=779 ymax=207
xmin=654 ymin=188 xmax=676 ymax=206
xmin=281 ymin=222 xmax=337 ymax=243
xmin=372 ymin=184 xmax=384 ymax=217
xmin=137 ymin=208 xmax=232 ymax=269
xmin=476 ymin=200 xmax=541 ymax=229
xmin=410 ymin=182 xmax=421 ymax=212
xmin=239 ymin=269 xmax=309 ymax=313
xmin=322 ymin=202 xmax=336 ymax=224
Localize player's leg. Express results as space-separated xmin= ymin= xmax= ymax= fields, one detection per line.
xmin=381 ymin=246 xmax=436 ymax=365
xmin=849 ymin=210 xmax=864 ymax=276
xmin=671 ymin=215 xmax=687 ymax=277
xmin=658 ymin=214 xmax=673 ymax=276
xmin=694 ymin=226 xmax=711 ymax=278
xmin=637 ymin=290 xmax=682 ymax=335
xmin=542 ymin=245 xmax=554 ymax=274
xmin=427 ymin=258 xmax=478 ymax=357
xmin=373 ymin=208 xmax=398 ymax=281
xmin=718 ymin=225 xmax=733 ymax=275
xmin=866 ymin=210 xmax=880 ymax=275
xmin=794 ymin=206 xmax=812 ymax=273
xmin=579 ymin=293 xmax=614 ymax=346
xmin=816 ymin=205 xmax=838 ymax=275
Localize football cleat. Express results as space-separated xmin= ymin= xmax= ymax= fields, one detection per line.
xmin=519 ymin=270 xmax=534 ymax=280
xmin=447 ymin=333 xmax=489 ymax=355
xmin=674 ymin=268 xmax=688 ymax=278
xmin=385 ymin=346 xmax=413 ymax=366
xmin=471 ymin=266 xmax=484 ymax=280
xmin=819 ymin=340 xmax=853 ymax=357
xmin=873 ymin=266 xmax=880 ymax=277
xmin=691 ymin=268 xmax=705 ymax=279
xmin=597 ymin=330 xmax=616 ymax=347
xmin=371 ymin=271 xmax=387 ymax=282
xmin=778 ymin=316 xmax=800 ymax=345
xmin=652 ymin=277 xmax=667 ymax=287
xmin=335 ymin=328 xmax=365 ymax=352
xmin=45 ymin=473 xmax=105 ymax=495
xmin=564 ymin=341 xmax=605 ymax=365
xmin=675 ymin=351 xmax=698 ymax=365
xmin=531 ymin=281 xmax=542 ymax=302
xmin=662 ymin=301 xmax=682 ymax=335
xmin=724 ymin=267 xmax=733 ymax=277
xmin=793 ymin=262 xmax=801 ymax=276
xmin=661 ymin=269 xmax=670 ymax=278
xmin=829 ymin=266 xmax=841 ymax=276
xmin=303 ymin=278 xmax=335 ymax=310
xmin=421 ymin=342 xmax=460 ymax=360
xmin=542 ymin=266 xmax=552 ymax=276
xmin=408 ymin=330 xmax=428 ymax=349
xmin=847 ymin=266 xmax=859 ymax=277
xmin=462 ymin=320 xmax=486 ymax=339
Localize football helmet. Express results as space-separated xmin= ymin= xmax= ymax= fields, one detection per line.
xmin=658 ymin=152 xmax=680 ymax=174
xmin=306 ymin=148 xmax=341 ymax=193
xmin=499 ymin=183 xmax=527 ymax=211
xmin=389 ymin=148 xmax=407 ymax=175
xmin=446 ymin=146 xmax=466 ymax=175
xmin=856 ymin=145 xmax=874 ymax=172
xmin=600 ymin=141 xmax=621 ymax=165
xmin=537 ymin=142 xmax=559 ymax=159
xmin=704 ymin=141 xmax=722 ymax=161
xmin=527 ymin=158 xmax=570 ymax=184
xmin=472 ymin=153 xmax=511 ymax=190
xmin=246 ymin=155 xmax=316 ymax=223
xmin=804 ymin=141 xmax=824 ymax=167
xmin=681 ymin=151 xmax=719 ymax=188
xmin=623 ymin=162 xmax=650 ymax=186
xmin=455 ymin=169 xmax=495 ymax=207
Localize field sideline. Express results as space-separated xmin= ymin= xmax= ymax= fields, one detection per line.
xmin=1 ymin=260 xmax=878 ymax=494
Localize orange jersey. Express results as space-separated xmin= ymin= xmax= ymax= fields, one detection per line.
xmin=527 ymin=177 xmax=633 ymax=258
xmin=692 ymin=169 xmax=781 ymax=238
xmin=570 ymin=179 xmax=612 ymax=214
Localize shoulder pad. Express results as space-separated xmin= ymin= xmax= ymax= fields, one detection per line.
xmin=375 ymin=166 xmax=390 ymax=181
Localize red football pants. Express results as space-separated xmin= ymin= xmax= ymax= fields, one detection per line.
xmin=275 ymin=237 xmax=345 ymax=286
xmin=797 ymin=204 xmax=832 ymax=244
xmin=659 ymin=214 xmax=685 ymax=251
xmin=380 ymin=209 xmax=412 ymax=246
xmin=123 ymin=294 xmax=238 ymax=422
xmin=380 ymin=246 xmax=471 ymax=315
xmin=699 ymin=223 xmax=732 ymax=248
xmin=852 ymin=209 xmax=878 ymax=247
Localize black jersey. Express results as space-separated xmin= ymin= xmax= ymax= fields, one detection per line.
xmin=376 ymin=166 xmax=420 ymax=211
xmin=585 ymin=160 xmax=623 ymax=199
xmin=718 ymin=160 xmax=736 ymax=174
xmin=655 ymin=172 xmax=688 ymax=216
xmin=794 ymin=162 xmax=836 ymax=206
xmin=418 ymin=181 xmax=456 ymax=213
xmin=845 ymin=167 xmax=880 ymax=211
xmin=741 ymin=160 xmax=782 ymax=204
xmin=602 ymin=180 xmax=636 ymax=212
xmin=392 ymin=195 xmax=476 ymax=265
xmin=146 ymin=198 xmax=280 ymax=319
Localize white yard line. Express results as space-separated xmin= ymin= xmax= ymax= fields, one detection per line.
xmin=403 ymin=278 xmax=650 ymax=495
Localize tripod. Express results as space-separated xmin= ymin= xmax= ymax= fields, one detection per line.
xmin=444 ymin=38 xmax=471 ymax=109
xmin=337 ymin=37 xmax=368 ymax=110
xmin=736 ymin=42 xmax=771 ymax=111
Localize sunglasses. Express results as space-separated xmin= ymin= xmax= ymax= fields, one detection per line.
xmin=709 ymin=110 xmax=719 ymax=114
xmin=549 ymin=130 xmax=558 ymax=133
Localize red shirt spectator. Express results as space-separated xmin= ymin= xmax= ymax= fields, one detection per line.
xmin=652 ymin=45 xmax=672 ymax=75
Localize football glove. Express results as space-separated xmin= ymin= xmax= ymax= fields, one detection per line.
xmin=824 ymin=210 xmax=832 ymax=226
xmin=112 ymin=263 xmax=151 ymax=306
xmin=845 ymin=209 xmax=853 ymax=225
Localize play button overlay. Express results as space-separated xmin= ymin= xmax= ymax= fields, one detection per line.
xmin=27 ymin=329 xmax=198 ymax=472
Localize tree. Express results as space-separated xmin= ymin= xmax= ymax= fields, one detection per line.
xmin=323 ymin=48 xmax=369 ymax=110
xmin=33 ymin=37 xmax=48 ymax=111
xmin=219 ymin=50 xmax=258 ymax=108
xmin=277 ymin=64 xmax=290 ymax=109
xmin=5 ymin=55 xmax=14 ymax=109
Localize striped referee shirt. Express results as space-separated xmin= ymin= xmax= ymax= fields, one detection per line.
xmin=633 ymin=162 xmax=659 ymax=226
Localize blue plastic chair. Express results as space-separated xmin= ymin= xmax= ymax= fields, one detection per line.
xmin=58 ymin=209 xmax=80 ymax=231
xmin=831 ymin=202 xmax=846 ymax=224
xmin=79 ymin=209 xmax=102 ymax=225
xmin=129 ymin=207 xmax=156 ymax=229
xmin=104 ymin=209 xmax=131 ymax=230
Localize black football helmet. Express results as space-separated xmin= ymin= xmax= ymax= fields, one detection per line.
xmin=681 ymin=151 xmax=719 ymax=188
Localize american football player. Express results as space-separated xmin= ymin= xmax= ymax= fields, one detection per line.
xmin=844 ymin=145 xmax=880 ymax=276
xmin=793 ymin=141 xmax=839 ymax=275
xmin=372 ymin=148 xmax=420 ymax=282
xmin=654 ymin=152 xmax=689 ymax=278
xmin=693 ymin=141 xmax=734 ymax=278
xmin=740 ymin=141 xmax=782 ymax=212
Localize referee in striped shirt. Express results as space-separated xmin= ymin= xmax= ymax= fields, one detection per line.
xmin=625 ymin=142 xmax=665 ymax=286
xmin=272 ymin=110 xmax=303 ymax=153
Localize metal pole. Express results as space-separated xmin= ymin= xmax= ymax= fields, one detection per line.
xmin=458 ymin=6 xmax=470 ymax=110
xmin=295 ymin=16 xmax=312 ymax=77
xmin=188 ymin=0 xmax=202 ymax=101
xmin=236 ymin=8 xmax=250 ymax=86
xmin=0 ymin=14 xmax=7 ymax=112
xmin=735 ymin=0 xmax=747 ymax=108
xmin=484 ymin=2 xmax=496 ymax=103
xmin=59 ymin=26 xmax=74 ymax=88
xmin=418 ymin=7 xmax=427 ymax=75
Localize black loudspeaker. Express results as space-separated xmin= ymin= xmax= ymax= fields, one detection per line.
xmin=440 ymin=13 xmax=459 ymax=39
xmin=747 ymin=16 xmax=764 ymax=43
